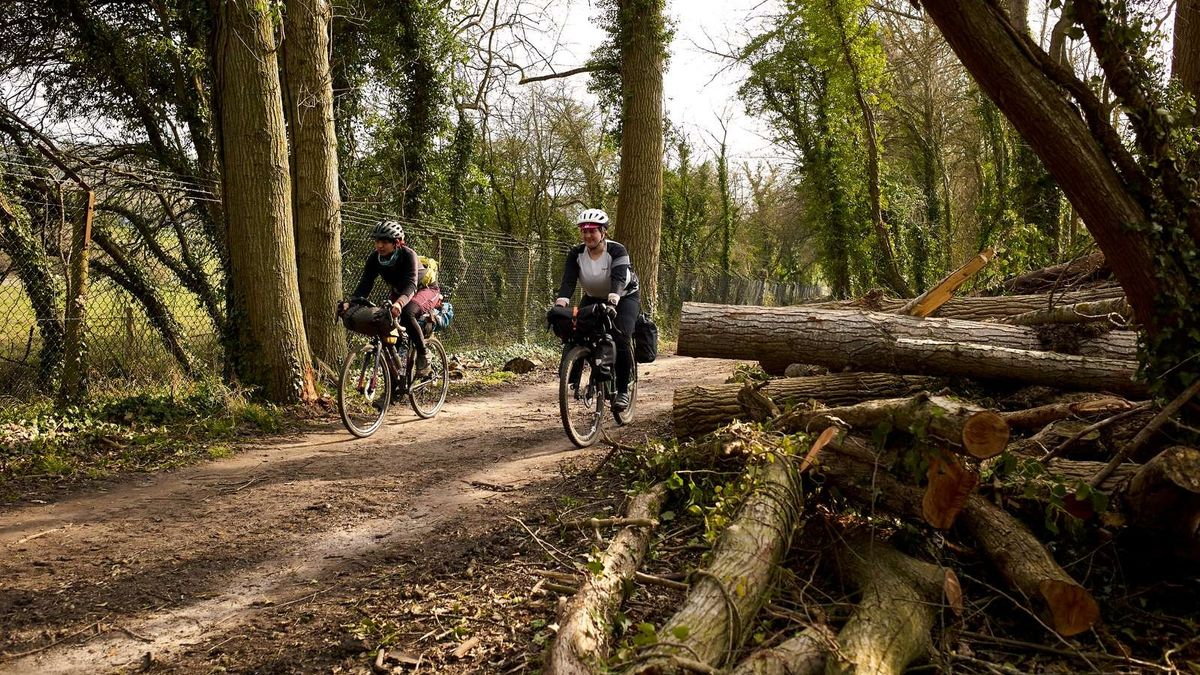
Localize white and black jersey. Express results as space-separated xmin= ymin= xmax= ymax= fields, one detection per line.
xmin=556 ymin=240 xmax=640 ymax=301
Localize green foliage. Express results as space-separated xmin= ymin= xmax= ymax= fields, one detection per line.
xmin=0 ymin=379 xmax=288 ymax=494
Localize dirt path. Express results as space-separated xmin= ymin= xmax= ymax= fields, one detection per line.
xmin=0 ymin=355 xmax=731 ymax=673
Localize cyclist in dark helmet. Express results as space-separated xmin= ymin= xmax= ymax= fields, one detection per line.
xmin=342 ymin=220 xmax=436 ymax=378
xmin=554 ymin=208 xmax=640 ymax=412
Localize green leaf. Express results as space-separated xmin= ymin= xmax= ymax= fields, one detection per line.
xmin=1066 ymin=25 xmax=1085 ymax=40
xmin=586 ymin=559 xmax=604 ymax=575
xmin=660 ymin=510 xmax=675 ymax=521
xmin=671 ymin=625 xmax=690 ymax=640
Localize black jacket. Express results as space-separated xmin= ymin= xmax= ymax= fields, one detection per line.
xmin=352 ymin=247 xmax=420 ymax=302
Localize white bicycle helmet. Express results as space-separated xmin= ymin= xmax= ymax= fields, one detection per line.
xmin=575 ymin=208 xmax=610 ymax=229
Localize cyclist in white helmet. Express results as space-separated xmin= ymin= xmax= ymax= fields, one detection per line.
xmin=554 ymin=208 xmax=641 ymax=411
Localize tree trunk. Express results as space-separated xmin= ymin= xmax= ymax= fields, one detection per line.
xmin=615 ymin=0 xmax=666 ymax=307
xmin=959 ymin=495 xmax=1100 ymax=636
xmin=58 ymin=191 xmax=92 ymax=406
xmin=673 ymin=373 xmax=940 ymax=440
xmin=678 ymin=304 xmax=1140 ymax=390
xmin=729 ymin=625 xmax=832 ymax=675
xmin=284 ymin=0 xmax=345 ymax=371
xmin=827 ymin=534 xmax=956 ymax=675
xmin=0 ymin=189 xmax=65 ymax=388
xmin=546 ymin=483 xmax=668 ymax=674
xmin=916 ymin=2 xmax=1161 ymax=330
xmin=1000 ymin=298 xmax=1132 ymax=326
xmin=1124 ymin=446 xmax=1200 ymax=561
xmin=776 ymin=393 xmax=1010 ymax=459
xmin=832 ymin=0 xmax=910 ymax=297
xmin=1001 ymin=397 xmax=1134 ymax=431
xmin=816 ymin=441 xmax=1099 ymax=637
xmin=1175 ymin=0 xmax=1200 ymax=101
xmin=628 ymin=457 xmax=805 ymax=673
xmin=898 ymin=248 xmax=996 ymax=317
xmin=817 ymin=285 xmax=1126 ymax=321
xmin=988 ymin=252 xmax=1109 ymax=296
xmin=214 ymin=0 xmax=317 ymax=403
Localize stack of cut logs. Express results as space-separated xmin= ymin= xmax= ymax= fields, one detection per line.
xmin=543 ymin=253 xmax=1200 ymax=675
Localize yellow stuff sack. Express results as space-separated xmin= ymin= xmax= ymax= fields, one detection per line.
xmin=418 ymin=255 xmax=439 ymax=287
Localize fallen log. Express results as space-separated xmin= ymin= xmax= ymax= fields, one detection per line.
xmin=547 ymin=483 xmax=669 ymax=674
xmin=989 ymin=251 xmax=1109 ymax=295
xmin=1124 ymin=447 xmax=1200 ymax=562
xmin=1001 ymin=397 xmax=1134 ymax=431
xmin=774 ymin=392 xmax=1010 ymax=459
xmin=627 ymin=456 xmax=805 ymax=674
xmin=673 ymin=374 xmax=940 ymax=440
xmin=813 ymin=285 xmax=1125 ymax=321
xmin=828 ymin=534 xmax=958 ymax=675
xmin=1000 ymin=298 xmax=1133 ymax=326
xmin=813 ymin=438 xmax=1099 ymax=636
xmin=958 ymin=495 xmax=1100 ymax=636
xmin=898 ymin=247 xmax=997 ymax=317
xmin=677 ymin=303 xmax=1139 ymax=384
xmin=923 ymin=453 xmax=979 ymax=529
xmin=728 ymin=625 xmax=833 ymax=675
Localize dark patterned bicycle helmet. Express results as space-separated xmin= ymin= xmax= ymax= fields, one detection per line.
xmin=371 ymin=219 xmax=405 ymax=242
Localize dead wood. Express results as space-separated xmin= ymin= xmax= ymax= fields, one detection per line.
xmin=1000 ymin=298 xmax=1133 ymax=326
xmin=729 ymin=625 xmax=833 ymax=675
xmin=958 ymin=495 xmax=1100 ymax=636
xmin=626 ymin=456 xmax=806 ymax=674
xmin=923 ymin=453 xmax=979 ymax=529
xmin=1001 ymin=397 xmax=1134 ymax=431
xmin=775 ymin=392 xmax=1010 ymax=460
xmin=988 ymin=252 xmax=1110 ymax=295
xmin=1124 ymin=447 xmax=1200 ymax=561
xmin=673 ymin=374 xmax=940 ymax=440
xmin=827 ymin=533 xmax=958 ymax=675
xmin=898 ymin=247 xmax=996 ymax=317
xmin=1091 ymin=379 xmax=1200 ymax=487
xmin=547 ymin=483 xmax=668 ymax=674
xmin=676 ymin=303 xmax=1140 ymax=392
xmin=814 ymin=285 xmax=1125 ymax=321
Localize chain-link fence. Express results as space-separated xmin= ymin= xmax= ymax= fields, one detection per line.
xmin=1 ymin=154 xmax=819 ymax=408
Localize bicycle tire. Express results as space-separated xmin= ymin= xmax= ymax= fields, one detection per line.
xmin=409 ymin=337 xmax=450 ymax=419
xmin=338 ymin=343 xmax=391 ymax=438
xmin=560 ymin=345 xmax=604 ymax=448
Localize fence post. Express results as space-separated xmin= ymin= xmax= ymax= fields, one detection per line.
xmin=518 ymin=244 xmax=534 ymax=343
xmin=58 ymin=189 xmax=93 ymax=406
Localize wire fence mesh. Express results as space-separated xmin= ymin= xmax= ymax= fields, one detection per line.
xmin=1 ymin=153 xmax=820 ymax=409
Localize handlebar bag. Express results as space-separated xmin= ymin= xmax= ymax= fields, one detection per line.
xmin=342 ymin=303 xmax=393 ymax=337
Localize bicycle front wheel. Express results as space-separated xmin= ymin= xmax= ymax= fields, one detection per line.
xmin=409 ymin=338 xmax=450 ymax=419
xmin=339 ymin=343 xmax=391 ymax=438
xmin=560 ymin=345 xmax=604 ymax=448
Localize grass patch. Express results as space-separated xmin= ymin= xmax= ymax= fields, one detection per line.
xmin=0 ymin=378 xmax=296 ymax=500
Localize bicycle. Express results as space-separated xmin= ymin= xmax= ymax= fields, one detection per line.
xmin=337 ymin=298 xmax=451 ymax=438
xmin=553 ymin=303 xmax=638 ymax=448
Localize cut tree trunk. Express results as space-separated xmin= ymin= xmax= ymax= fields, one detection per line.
xmin=923 ymin=453 xmax=979 ymax=529
xmin=959 ymin=495 xmax=1100 ymax=636
xmin=627 ymin=457 xmax=805 ymax=674
xmin=1124 ymin=447 xmax=1200 ymax=561
xmin=677 ymin=303 xmax=1138 ymax=378
xmin=827 ymin=534 xmax=958 ymax=675
xmin=547 ymin=483 xmax=669 ymax=674
xmin=989 ymin=252 xmax=1110 ymax=295
xmin=774 ymin=393 xmax=1010 ymax=459
xmin=1000 ymin=298 xmax=1133 ymax=326
xmin=814 ymin=285 xmax=1125 ymax=321
xmin=1002 ymin=396 xmax=1134 ymax=430
xmin=673 ymin=374 xmax=940 ymax=440
xmin=729 ymin=625 xmax=833 ymax=675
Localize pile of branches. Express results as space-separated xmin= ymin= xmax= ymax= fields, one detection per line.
xmin=534 ymin=257 xmax=1200 ymax=674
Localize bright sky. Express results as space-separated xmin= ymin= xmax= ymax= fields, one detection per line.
xmin=539 ymin=0 xmax=784 ymax=165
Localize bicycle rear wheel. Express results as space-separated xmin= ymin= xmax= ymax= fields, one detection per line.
xmin=409 ymin=338 xmax=450 ymax=418
xmin=339 ymin=343 xmax=391 ymax=437
xmin=559 ymin=345 xmax=604 ymax=448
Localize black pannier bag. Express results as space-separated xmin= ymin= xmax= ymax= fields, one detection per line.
xmin=342 ymin=303 xmax=394 ymax=337
xmin=592 ymin=339 xmax=617 ymax=373
xmin=634 ymin=312 xmax=658 ymax=363
xmin=546 ymin=303 xmax=605 ymax=341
